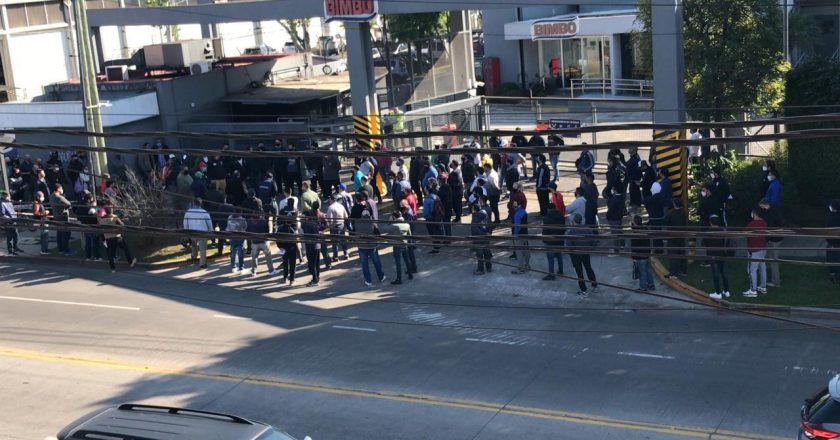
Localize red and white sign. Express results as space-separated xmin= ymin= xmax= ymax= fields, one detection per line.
xmin=531 ymin=18 xmax=579 ymax=41
xmin=324 ymin=0 xmax=378 ymax=22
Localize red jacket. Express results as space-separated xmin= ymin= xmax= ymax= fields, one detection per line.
xmin=551 ymin=192 xmax=566 ymax=216
xmin=746 ymin=218 xmax=768 ymax=251
xmin=507 ymin=190 xmax=528 ymax=218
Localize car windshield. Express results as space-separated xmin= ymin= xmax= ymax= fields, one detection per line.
xmin=809 ymin=392 xmax=840 ymax=424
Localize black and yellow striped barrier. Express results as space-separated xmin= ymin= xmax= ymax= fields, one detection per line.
xmin=652 ymin=129 xmax=688 ymax=206
xmin=353 ymin=114 xmax=380 ymax=150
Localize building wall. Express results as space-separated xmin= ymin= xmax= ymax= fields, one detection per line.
xmin=4 ymin=28 xmax=73 ymax=101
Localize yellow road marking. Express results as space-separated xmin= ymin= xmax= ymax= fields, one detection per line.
xmin=0 ymin=347 xmax=787 ymax=440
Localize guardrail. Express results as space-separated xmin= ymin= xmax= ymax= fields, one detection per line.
xmin=570 ymin=78 xmax=653 ymax=98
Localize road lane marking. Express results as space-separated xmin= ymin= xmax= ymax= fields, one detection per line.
xmin=617 ymin=351 xmax=676 ymax=360
xmin=0 ymin=295 xmax=139 ymax=311
xmin=212 ymin=314 xmax=252 ymax=320
xmin=0 ymin=346 xmax=786 ymax=440
xmin=332 ymin=325 xmax=376 ymax=332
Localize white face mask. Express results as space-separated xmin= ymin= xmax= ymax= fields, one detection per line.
xmin=762 ymin=165 xmax=768 ymax=171
xmin=767 ymin=175 xmax=775 ymax=181
xmin=701 ymin=190 xmax=707 ymax=197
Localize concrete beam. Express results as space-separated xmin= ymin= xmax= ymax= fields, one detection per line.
xmin=87 ymin=0 xmax=586 ymax=27
xmin=345 ymin=21 xmax=377 ymax=117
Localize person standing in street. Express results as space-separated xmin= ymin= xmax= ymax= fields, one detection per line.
xmin=98 ymin=205 xmax=136 ymax=273
xmin=183 ymin=198 xmax=213 ymax=269
xmin=566 ymin=213 xmax=598 ymax=297
xmin=380 ymin=210 xmax=415 ymax=284
xmin=626 ymin=146 xmax=643 ymax=210
xmin=631 ymin=215 xmax=655 ymax=291
xmin=707 ymin=216 xmax=731 ymax=300
xmin=325 ymin=193 xmax=349 ymax=262
xmin=226 ymin=209 xmax=247 ymax=274
xmin=470 ymin=201 xmax=492 ymax=275
xmin=301 ymin=209 xmax=322 ymax=287
xmin=76 ymin=192 xmax=101 ymax=261
xmin=742 ymin=209 xmax=768 ymax=298
xmin=582 ymin=172 xmax=599 ymax=231
xmin=49 ymin=184 xmax=73 ymax=256
xmin=758 ymin=198 xmax=782 ymax=287
xmin=276 ymin=204 xmax=299 ymax=286
xmin=32 ymin=191 xmax=50 ymax=254
xmin=422 ymin=178 xmax=445 ymax=254
xmin=542 ymin=205 xmax=565 ymax=280
xmin=246 ymin=211 xmax=277 ymax=277
xmin=1 ymin=191 xmax=22 ymax=255
xmin=351 ymin=208 xmax=386 ymax=287
xmin=765 ymin=168 xmax=782 ymax=209
xmin=535 ymin=154 xmax=551 ymax=217
xmin=510 ymin=198 xmax=530 ymax=274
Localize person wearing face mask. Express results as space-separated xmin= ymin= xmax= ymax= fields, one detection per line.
xmin=32 ymin=191 xmax=50 ymax=254
xmin=764 ymin=169 xmax=782 ymax=209
xmin=698 ymin=184 xmax=721 ymax=227
xmin=826 ymin=200 xmax=840 ymax=285
xmin=626 ymin=146 xmax=643 ymax=209
xmin=710 ymin=167 xmax=732 ymax=226
xmin=49 ymin=184 xmax=73 ymax=256
xmin=760 ymin=160 xmax=777 ymax=198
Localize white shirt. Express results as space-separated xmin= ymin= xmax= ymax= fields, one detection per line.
xmin=326 ymin=201 xmax=348 ymax=226
xmin=183 ymin=207 xmax=213 ymax=231
xmin=688 ymin=131 xmax=703 ymax=158
xmin=278 ymin=196 xmax=299 ymax=212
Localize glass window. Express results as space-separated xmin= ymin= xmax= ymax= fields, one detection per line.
xmin=582 ymin=37 xmax=602 ymax=79
xmin=27 ymin=3 xmax=49 ymax=26
xmin=45 ymin=1 xmax=64 ymax=24
xmin=6 ymin=4 xmax=28 ymax=28
xmin=562 ymin=38 xmax=582 ymax=84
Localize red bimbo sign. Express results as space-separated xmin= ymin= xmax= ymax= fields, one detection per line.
xmin=531 ymin=18 xmax=579 ymax=41
xmin=324 ymin=0 xmax=378 ymax=22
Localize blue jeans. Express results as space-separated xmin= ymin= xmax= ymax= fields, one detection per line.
xmin=39 ymin=228 xmax=49 ymax=253
xmin=393 ymin=245 xmax=415 ymax=280
xmin=358 ymin=247 xmax=385 ymax=284
xmin=636 ymin=258 xmax=654 ymax=289
xmin=84 ymin=233 xmax=101 ymax=259
xmin=229 ymin=240 xmax=244 ymax=270
xmin=550 ymin=154 xmax=560 ymax=181
xmin=546 ymin=252 xmax=563 ymax=274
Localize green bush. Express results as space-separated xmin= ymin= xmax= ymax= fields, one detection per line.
xmin=783 ymin=58 xmax=840 ymax=207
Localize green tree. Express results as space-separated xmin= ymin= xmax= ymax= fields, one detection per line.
xmin=277 ymin=19 xmax=311 ymax=52
xmin=635 ymin=0 xmax=788 ymax=128
xmin=145 ymin=0 xmax=179 ymax=42
xmin=783 ymin=59 xmax=840 ymax=206
xmin=383 ymin=12 xmax=449 ymax=44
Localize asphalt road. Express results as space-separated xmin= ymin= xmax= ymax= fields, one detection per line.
xmin=0 ymin=256 xmax=837 ymax=440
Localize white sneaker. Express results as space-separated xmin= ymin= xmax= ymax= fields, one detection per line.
xmin=379 ymin=274 xmax=387 ymax=283
xmin=756 ymin=287 xmax=767 ymax=294
xmin=742 ymin=290 xmax=758 ymax=298
xmin=709 ymin=292 xmax=722 ymax=300
xmin=231 ymin=267 xmax=238 ymax=273
xmin=269 ymin=269 xmax=281 ymax=276
xmin=251 ymin=270 xmax=257 ymax=277
xmin=723 ymin=291 xmax=731 ymax=298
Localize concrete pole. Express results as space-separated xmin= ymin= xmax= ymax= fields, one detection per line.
xmin=345 ymin=21 xmax=378 ymax=117
xmin=72 ymin=0 xmax=107 ymax=189
xmin=651 ymin=0 xmax=686 ymax=123
xmin=448 ymin=10 xmax=475 ymax=93
xmin=117 ymin=0 xmax=130 ymax=58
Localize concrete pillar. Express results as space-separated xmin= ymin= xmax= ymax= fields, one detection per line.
xmin=609 ymin=34 xmax=622 ymax=96
xmin=252 ymin=21 xmax=263 ymax=46
xmin=91 ymin=26 xmax=105 ymax=74
xmin=345 ymin=21 xmax=378 ymax=117
xmin=117 ymin=0 xmax=129 ymax=58
xmin=200 ymin=23 xmax=217 ymax=39
xmin=449 ymin=10 xmax=476 ymax=93
xmin=651 ymin=0 xmax=686 ymax=123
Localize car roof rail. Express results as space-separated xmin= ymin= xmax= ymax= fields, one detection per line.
xmin=116 ymin=404 xmax=254 ymax=425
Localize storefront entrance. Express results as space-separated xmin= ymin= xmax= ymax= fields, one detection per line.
xmin=539 ymin=36 xmax=611 ymax=89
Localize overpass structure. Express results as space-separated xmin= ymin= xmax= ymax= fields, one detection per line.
xmin=84 ymin=0 xmax=686 ymax=125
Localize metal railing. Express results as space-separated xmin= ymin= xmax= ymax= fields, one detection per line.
xmin=570 ymin=78 xmax=653 ymax=98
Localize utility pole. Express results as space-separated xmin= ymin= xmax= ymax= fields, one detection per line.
xmin=71 ymin=0 xmax=107 ymax=192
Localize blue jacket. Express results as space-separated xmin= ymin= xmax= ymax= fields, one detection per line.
xmin=422 ymin=167 xmax=439 ymax=190
xmin=512 ymin=207 xmax=528 ymax=236
xmin=765 ymin=179 xmax=781 ymax=207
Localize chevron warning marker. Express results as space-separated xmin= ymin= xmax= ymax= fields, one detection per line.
xmin=652 ymin=129 xmax=688 ymax=207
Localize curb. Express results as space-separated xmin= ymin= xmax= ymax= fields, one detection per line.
xmin=0 ymin=252 xmax=232 ymax=270
xmin=650 ymin=257 xmax=840 ymax=320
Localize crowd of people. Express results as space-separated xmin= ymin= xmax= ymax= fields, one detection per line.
xmin=2 ymin=131 xmax=834 ymax=299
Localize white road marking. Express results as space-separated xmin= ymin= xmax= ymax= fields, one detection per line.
xmin=0 ymin=295 xmax=139 ymax=311
xmin=465 ymin=337 xmax=521 ymax=346
xmin=212 ymin=314 xmax=252 ymax=320
xmin=617 ymin=351 xmax=676 ymax=360
xmin=332 ymin=325 xmax=376 ymax=332
xmin=573 ymin=347 xmax=590 ymax=358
